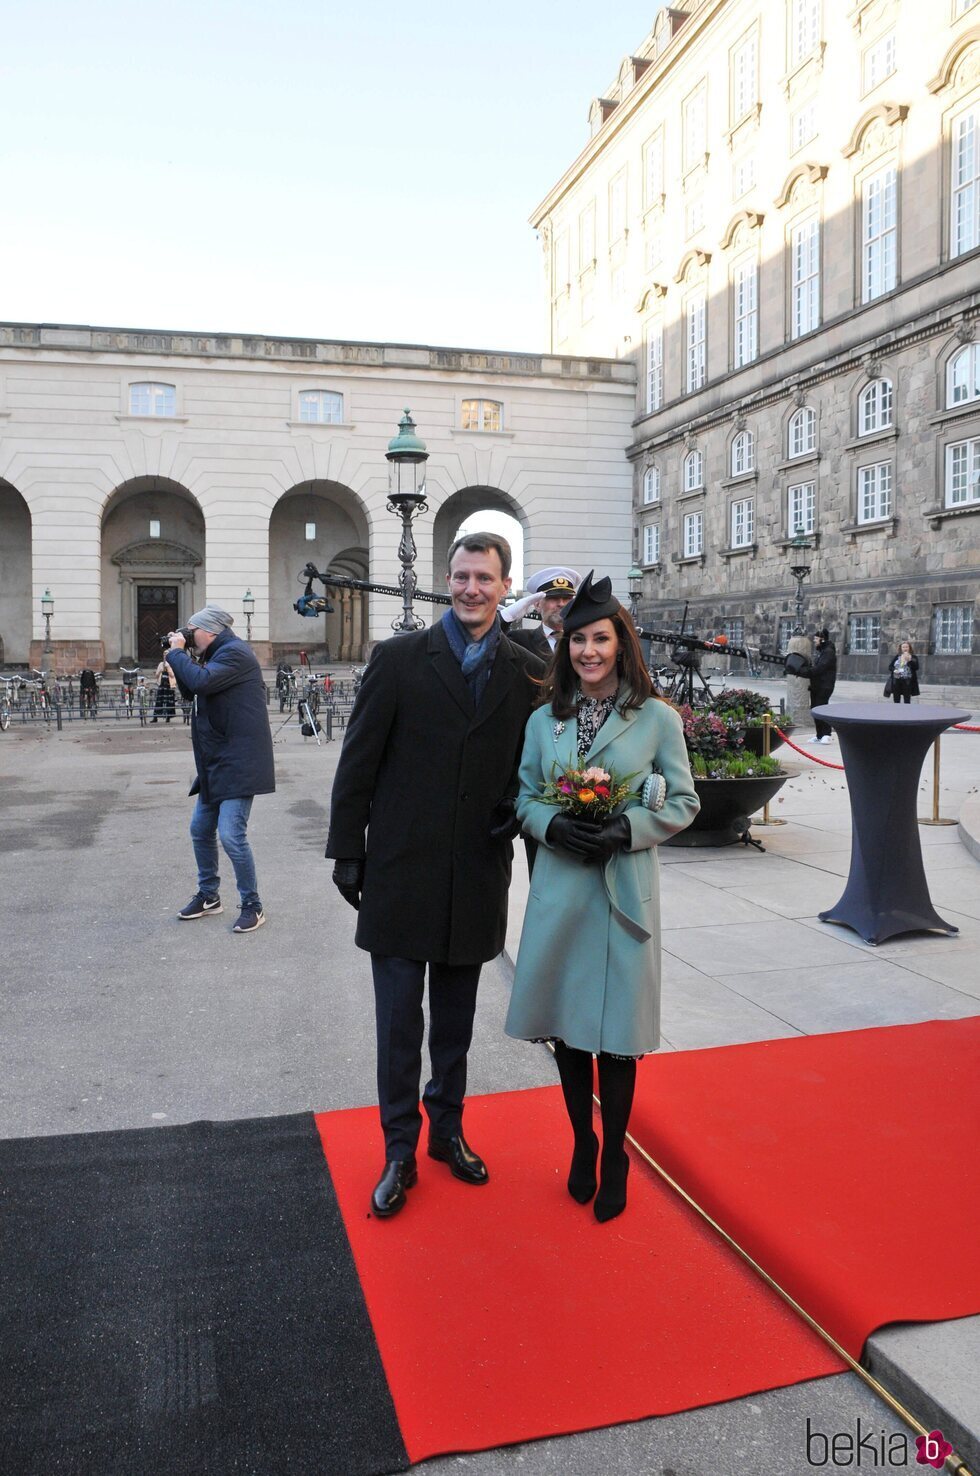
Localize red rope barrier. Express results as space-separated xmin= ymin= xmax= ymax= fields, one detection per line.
xmin=773 ymin=727 xmax=846 ymax=770
xmin=952 ymin=724 xmax=980 ymax=732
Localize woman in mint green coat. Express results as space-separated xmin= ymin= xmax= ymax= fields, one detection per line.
xmin=505 ymin=573 xmax=699 ymax=1222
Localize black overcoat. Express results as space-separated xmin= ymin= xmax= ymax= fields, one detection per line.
xmin=888 ymin=653 xmax=920 ymax=696
xmin=168 ymin=630 xmax=275 ymax=804
xmin=507 ymin=626 xmax=554 ymax=662
xmin=325 ymin=621 xmax=543 ymax=966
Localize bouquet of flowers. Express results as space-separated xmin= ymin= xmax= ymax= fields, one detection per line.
xmin=534 ymin=764 xmax=639 ymax=819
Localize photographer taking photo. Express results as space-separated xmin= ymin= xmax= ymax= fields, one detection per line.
xmin=165 ymin=605 xmax=275 ymax=934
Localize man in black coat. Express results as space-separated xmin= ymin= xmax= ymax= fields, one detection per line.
xmin=326 ymin=533 xmax=543 ymax=1218
xmin=807 ymin=628 xmax=838 ymax=744
xmin=166 ymin=606 xmax=276 ymax=934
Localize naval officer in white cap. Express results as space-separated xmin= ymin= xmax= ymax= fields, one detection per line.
xmin=502 ymin=567 xmax=581 ymax=661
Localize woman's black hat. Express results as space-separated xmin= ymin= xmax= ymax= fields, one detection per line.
xmin=560 ymin=571 xmax=623 ymax=634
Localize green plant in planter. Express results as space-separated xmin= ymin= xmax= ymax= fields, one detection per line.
xmin=712 ymin=687 xmax=791 ymax=728
xmin=689 ymin=752 xmax=783 ymax=779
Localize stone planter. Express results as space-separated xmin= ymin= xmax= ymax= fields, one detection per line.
xmin=665 ymin=773 xmax=790 ymax=848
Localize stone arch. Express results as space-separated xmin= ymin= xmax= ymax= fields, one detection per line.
xmin=719 ymin=210 xmax=765 ymax=250
xmin=841 ymin=104 xmax=908 ymax=160
xmin=674 ymin=248 xmax=712 ymax=285
xmin=774 ymin=163 xmax=829 ymax=210
xmin=927 ymin=31 xmax=980 ymax=95
xmin=0 ymin=479 xmax=32 ymax=665
xmin=269 ymin=480 xmax=369 ymax=662
xmin=432 ymin=486 xmax=528 ymax=589
xmin=101 ymin=476 xmax=205 ymax=663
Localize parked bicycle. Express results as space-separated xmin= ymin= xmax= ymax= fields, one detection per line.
xmin=120 ymin=665 xmax=142 ymax=718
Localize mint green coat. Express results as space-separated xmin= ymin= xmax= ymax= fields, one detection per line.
xmin=505 ymin=696 xmax=699 ymax=1056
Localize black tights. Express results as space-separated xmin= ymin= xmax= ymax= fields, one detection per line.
xmin=552 ymin=1041 xmax=636 ymax=1219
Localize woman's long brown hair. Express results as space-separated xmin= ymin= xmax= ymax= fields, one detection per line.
xmin=536 ymin=609 xmax=670 ymax=718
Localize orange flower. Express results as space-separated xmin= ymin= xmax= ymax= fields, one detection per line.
xmin=578 ymin=788 xmax=596 ymax=803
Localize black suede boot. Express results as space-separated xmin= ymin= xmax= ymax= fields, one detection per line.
xmin=594 ymin=1054 xmax=637 ymax=1223
xmin=553 ymin=1041 xmax=599 ymax=1203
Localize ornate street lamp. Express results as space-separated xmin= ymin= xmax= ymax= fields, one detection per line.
xmin=627 ymin=564 xmax=644 ymax=625
xmin=385 ymin=408 xmax=429 ymax=633
xmin=788 ymin=528 xmax=813 ymax=634
xmin=41 ymin=587 xmax=54 ymax=661
xmin=242 ymin=588 xmax=255 ymax=642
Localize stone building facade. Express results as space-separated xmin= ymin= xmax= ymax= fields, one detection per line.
xmin=531 ymin=0 xmax=980 ymax=682
xmin=0 ymin=325 xmax=634 ymax=671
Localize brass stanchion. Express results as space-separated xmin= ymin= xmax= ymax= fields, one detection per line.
xmin=755 ymin=711 xmax=786 ymax=826
xmin=919 ymin=737 xmax=957 ymax=827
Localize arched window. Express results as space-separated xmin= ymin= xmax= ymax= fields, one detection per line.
xmin=298 ymin=390 xmax=344 ymax=424
xmin=788 ymin=405 xmax=817 ymax=458
xmin=129 ymin=382 xmax=176 ymax=417
xmin=947 ymin=344 xmax=980 ymax=408
xmin=731 ymin=429 xmax=755 ymax=476
xmin=683 ymin=449 xmax=704 ymax=492
xmin=859 ymin=379 xmax=894 ymax=434
xmin=642 ymin=466 xmax=661 ymax=504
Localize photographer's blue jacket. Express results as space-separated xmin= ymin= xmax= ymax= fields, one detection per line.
xmin=167 ymin=629 xmax=275 ymax=804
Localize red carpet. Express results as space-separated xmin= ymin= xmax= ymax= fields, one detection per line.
xmin=316 ymin=1088 xmax=843 ymax=1463
xmin=630 ymin=1016 xmax=980 ymax=1359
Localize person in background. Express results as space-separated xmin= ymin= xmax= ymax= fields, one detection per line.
xmin=888 ymin=640 xmax=919 ymax=704
xmin=807 ymin=628 xmax=838 ymax=744
xmin=151 ymin=656 xmax=176 ymax=723
xmin=502 ymin=567 xmax=581 ymax=661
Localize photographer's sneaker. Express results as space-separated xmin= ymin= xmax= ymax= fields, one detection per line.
xmin=233 ymin=906 xmax=266 ymax=933
xmin=178 ymin=893 xmax=223 ymax=920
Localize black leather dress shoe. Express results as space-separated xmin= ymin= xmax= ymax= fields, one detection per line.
xmin=370 ymin=1157 xmax=418 ymax=1218
xmin=427 ymin=1132 xmax=489 ymax=1185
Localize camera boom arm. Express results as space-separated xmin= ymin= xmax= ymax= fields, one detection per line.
xmin=294 ymin=562 xmax=452 ymax=618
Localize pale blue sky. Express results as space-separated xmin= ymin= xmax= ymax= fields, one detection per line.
xmin=2 ymin=1 xmax=657 ymax=351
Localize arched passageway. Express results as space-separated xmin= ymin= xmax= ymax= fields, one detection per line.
xmin=432 ymin=487 xmax=527 ymax=589
xmin=0 ymin=481 xmax=32 ymax=665
xmin=270 ymin=482 xmax=369 ymax=661
xmin=101 ymin=478 xmax=206 ymax=664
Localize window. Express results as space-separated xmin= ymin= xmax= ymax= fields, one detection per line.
xmin=946 ymin=437 xmax=980 ymax=506
xmin=645 ymin=232 xmax=663 ymax=272
xmin=723 ymin=618 xmax=745 ymax=646
xmin=645 ymin=318 xmax=664 ymax=414
xmin=862 ymin=166 xmax=897 ymax=303
xmin=848 ymin=612 xmax=881 ymax=655
xmin=791 ymin=101 xmax=817 ymax=153
xmin=731 ymin=497 xmax=755 ymax=547
xmin=581 ymin=286 xmax=594 ymax=324
xmin=684 ymin=84 xmax=707 ymax=171
xmin=643 ymin=131 xmax=664 ymax=207
xmin=790 ymin=0 xmax=820 ymax=68
xmin=305 ymin=522 xmax=316 ymax=541
xmin=955 ymin=0 xmax=979 ymax=13
xmin=952 ymin=107 xmax=980 ymax=258
xmin=554 ymin=231 xmax=570 ymax=290
xmin=733 ymin=257 xmax=758 ymax=368
xmin=609 ymin=171 xmax=627 ymax=243
xmin=685 ymin=195 xmax=706 ymax=237
xmin=733 ymin=155 xmax=757 ymax=199
xmin=684 ymin=449 xmax=704 ymax=491
xmin=788 ymin=405 xmax=817 ymax=457
xmin=788 ymin=480 xmax=816 ymax=535
xmin=129 ymin=382 xmax=176 ymax=416
xmin=683 ymin=510 xmax=705 ymax=557
xmin=578 ymin=204 xmax=596 ymax=269
xmin=461 ymin=399 xmax=503 ymax=432
xmin=947 ymin=344 xmax=980 ymax=407
xmin=149 ymin=520 xmax=161 ymax=539
xmin=732 ymin=33 xmax=758 ymax=124
xmin=643 ymin=523 xmax=661 ymax=565
xmin=642 ymin=466 xmax=661 ymax=504
xmin=611 ymin=264 xmax=626 ymax=299
xmin=934 ymin=604 xmax=974 ymax=653
xmin=555 ymin=300 xmax=569 ymax=344
xmin=791 ymin=217 xmax=820 ymax=337
xmin=860 ymin=378 xmax=894 ymax=434
xmin=858 ymin=461 xmax=893 ymax=522
xmin=298 ymin=389 xmax=344 ymax=424
xmin=731 ymin=429 xmax=756 ymax=476
xmin=777 ymin=616 xmax=795 ymax=650
xmin=863 ymin=32 xmax=896 ymax=93
xmin=686 ymin=293 xmax=707 ymax=392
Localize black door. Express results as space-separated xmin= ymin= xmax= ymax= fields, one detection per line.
xmin=137 ymin=585 xmax=179 ymax=660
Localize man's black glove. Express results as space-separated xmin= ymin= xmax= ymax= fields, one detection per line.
xmin=589 ymin=814 xmax=632 ymax=864
xmin=489 ymin=797 xmax=522 ymax=842
xmin=332 ymin=859 xmax=365 ymax=910
xmin=546 ymin=812 xmax=603 ymax=861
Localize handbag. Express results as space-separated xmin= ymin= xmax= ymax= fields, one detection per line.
xmin=641 ymin=771 xmax=667 ymax=812
xmin=883 ymin=676 xmax=893 ymax=697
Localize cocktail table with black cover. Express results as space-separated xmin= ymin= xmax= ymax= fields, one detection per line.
xmin=811 ymin=702 xmax=970 ymax=946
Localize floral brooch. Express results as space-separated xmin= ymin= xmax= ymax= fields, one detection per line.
xmin=553 ymin=721 xmax=565 ymax=738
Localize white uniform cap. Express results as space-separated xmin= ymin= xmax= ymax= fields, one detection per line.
xmin=525 ymin=567 xmax=582 ymax=598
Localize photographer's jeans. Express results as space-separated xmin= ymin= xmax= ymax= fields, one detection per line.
xmin=190 ymin=796 xmax=261 ymax=909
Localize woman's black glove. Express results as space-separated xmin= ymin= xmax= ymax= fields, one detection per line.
xmin=332 ymin=859 xmax=365 ymax=910
xmin=546 ymin=812 xmax=602 ymax=861
xmin=589 ymin=814 xmax=632 ymax=864
xmin=489 ymin=797 xmax=522 ymax=842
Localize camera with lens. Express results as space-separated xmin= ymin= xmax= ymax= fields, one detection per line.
xmin=160 ymin=627 xmax=195 ymax=650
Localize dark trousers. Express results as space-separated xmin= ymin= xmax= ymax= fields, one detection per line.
xmin=811 ymin=685 xmax=835 ymax=738
xmin=370 ymin=954 xmax=482 ymax=1160
xmin=891 ymin=689 xmax=912 ymax=704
